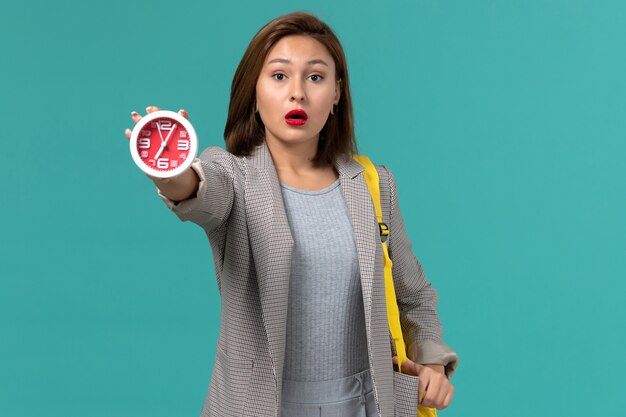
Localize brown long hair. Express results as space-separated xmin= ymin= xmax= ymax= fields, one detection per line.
xmin=223 ymin=12 xmax=357 ymax=167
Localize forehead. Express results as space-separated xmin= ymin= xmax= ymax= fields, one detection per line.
xmin=265 ymin=35 xmax=335 ymax=66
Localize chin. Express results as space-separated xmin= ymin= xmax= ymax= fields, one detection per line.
xmin=268 ymin=129 xmax=320 ymax=144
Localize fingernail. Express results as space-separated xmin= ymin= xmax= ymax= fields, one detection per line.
xmin=131 ymin=111 xmax=138 ymax=116
xmin=145 ymin=106 xmax=152 ymax=112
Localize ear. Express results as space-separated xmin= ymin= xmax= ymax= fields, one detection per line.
xmin=334 ymin=78 xmax=342 ymax=104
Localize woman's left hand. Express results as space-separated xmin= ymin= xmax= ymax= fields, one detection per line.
xmin=392 ymin=356 xmax=455 ymax=410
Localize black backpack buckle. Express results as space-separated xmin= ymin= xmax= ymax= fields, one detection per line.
xmin=379 ymin=222 xmax=389 ymax=243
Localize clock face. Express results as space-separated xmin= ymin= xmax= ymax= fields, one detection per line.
xmin=129 ymin=110 xmax=198 ymax=178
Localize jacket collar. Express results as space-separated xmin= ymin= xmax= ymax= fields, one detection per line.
xmin=246 ymin=140 xmax=365 ymax=179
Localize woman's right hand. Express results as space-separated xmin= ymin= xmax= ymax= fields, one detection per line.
xmin=124 ymin=105 xmax=190 ymax=184
xmin=124 ymin=105 xmax=200 ymax=201
xmin=124 ymin=105 xmax=189 ymax=140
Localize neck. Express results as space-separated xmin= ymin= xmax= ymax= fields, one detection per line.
xmin=264 ymin=135 xmax=320 ymax=174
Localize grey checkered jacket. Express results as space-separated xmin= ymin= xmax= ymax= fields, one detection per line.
xmin=158 ymin=141 xmax=458 ymax=417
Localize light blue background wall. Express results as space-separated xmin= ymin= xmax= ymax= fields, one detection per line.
xmin=1 ymin=1 xmax=625 ymax=416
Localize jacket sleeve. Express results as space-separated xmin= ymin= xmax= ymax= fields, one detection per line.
xmin=158 ymin=146 xmax=235 ymax=232
xmin=384 ymin=166 xmax=459 ymax=379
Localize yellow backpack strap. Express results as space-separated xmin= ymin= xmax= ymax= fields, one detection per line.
xmin=353 ymin=155 xmax=438 ymax=417
xmin=352 ymin=155 xmax=408 ymax=372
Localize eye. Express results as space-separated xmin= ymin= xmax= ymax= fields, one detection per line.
xmin=272 ymin=73 xmax=286 ymax=81
xmin=309 ymin=74 xmax=324 ymax=82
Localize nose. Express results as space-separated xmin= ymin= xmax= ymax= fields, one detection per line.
xmin=289 ymin=78 xmax=306 ymax=102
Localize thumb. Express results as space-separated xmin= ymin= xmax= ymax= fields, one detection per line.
xmin=392 ymin=356 xmax=423 ymax=376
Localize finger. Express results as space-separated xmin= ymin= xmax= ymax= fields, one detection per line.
xmin=392 ymin=356 xmax=409 ymax=374
xmin=418 ymin=387 xmax=427 ymax=406
xmin=433 ymin=383 xmax=448 ymax=409
xmin=422 ymin=375 xmax=445 ymax=409
xmin=146 ymin=105 xmax=160 ymax=113
xmin=131 ymin=111 xmax=142 ymax=124
xmin=402 ymin=358 xmax=421 ymax=376
xmin=178 ymin=108 xmax=189 ymax=119
xmin=422 ymin=389 xmax=438 ymax=408
xmin=392 ymin=356 xmax=422 ymax=376
xmin=442 ymin=389 xmax=454 ymax=409
xmin=124 ymin=128 xmax=132 ymax=140
xmin=418 ymin=374 xmax=428 ymax=405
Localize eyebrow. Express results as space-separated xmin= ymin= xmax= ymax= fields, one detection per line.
xmin=267 ymin=58 xmax=329 ymax=66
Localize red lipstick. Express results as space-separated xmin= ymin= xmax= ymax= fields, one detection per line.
xmin=285 ymin=109 xmax=308 ymax=126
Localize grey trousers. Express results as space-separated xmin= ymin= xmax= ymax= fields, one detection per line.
xmin=281 ymin=368 xmax=380 ymax=417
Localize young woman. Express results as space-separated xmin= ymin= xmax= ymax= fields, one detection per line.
xmin=125 ymin=12 xmax=458 ymax=417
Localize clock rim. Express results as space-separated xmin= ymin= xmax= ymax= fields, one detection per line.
xmin=129 ymin=110 xmax=198 ymax=179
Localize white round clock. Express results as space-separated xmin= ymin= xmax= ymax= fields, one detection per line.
xmin=129 ymin=110 xmax=198 ymax=178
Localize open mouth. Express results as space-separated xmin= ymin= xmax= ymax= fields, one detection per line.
xmin=285 ymin=109 xmax=308 ymax=126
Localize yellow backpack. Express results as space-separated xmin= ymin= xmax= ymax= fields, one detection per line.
xmin=353 ymin=155 xmax=438 ymax=417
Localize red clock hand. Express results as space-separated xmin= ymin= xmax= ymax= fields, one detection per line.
xmin=153 ymin=123 xmax=178 ymax=161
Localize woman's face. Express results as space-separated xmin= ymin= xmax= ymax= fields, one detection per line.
xmin=256 ymin=35 xmax=341 ymax=149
